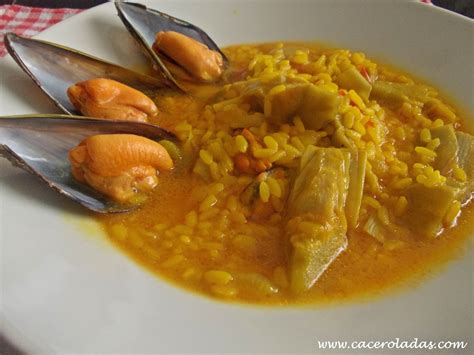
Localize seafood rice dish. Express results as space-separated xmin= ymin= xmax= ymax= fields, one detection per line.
xmin=2 ymin=3 xmax=473 ymax=305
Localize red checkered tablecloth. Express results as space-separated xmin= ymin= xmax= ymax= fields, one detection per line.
xmin=0 ymin=5 xmax=83 ymax=57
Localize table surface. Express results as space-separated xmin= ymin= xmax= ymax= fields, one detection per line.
xmin=0 ymin=1 xmax=472 ymax=354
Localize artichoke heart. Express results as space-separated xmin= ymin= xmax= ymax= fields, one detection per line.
xmin=264 ymin=84 xmax=341 ymax=130
xmin=286 ymin=147 xmax=352 ymax=293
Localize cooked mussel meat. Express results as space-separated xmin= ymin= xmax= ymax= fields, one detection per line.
xmin=69 ymin=134 xmax=173 ymax=202
xmin=67 ymin=78 xmax=158 ymax=122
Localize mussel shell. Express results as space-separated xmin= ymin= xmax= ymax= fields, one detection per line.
xmin=5 ymin=33 xmax=169 ymax=116
xmin=115 ymin=2 xmax=228 ymax=90
xmin=0 ymin=115 xmax=175 ymax=213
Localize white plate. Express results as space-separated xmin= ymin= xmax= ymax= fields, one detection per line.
xmin=0 ymin=0 xmax=472 ymax=353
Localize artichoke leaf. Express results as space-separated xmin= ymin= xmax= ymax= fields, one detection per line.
xmin=345 ymin=150 xmax=367 ymax=228
xmin=456 ymin=132 xmax=474 ymax=179
xmin=336 ymin=65 xmax=372 ymax=101
xmin=371 ymin=81 xmax=432 ymax=108
xmin=402 ymin=184 xmax=457 ymax=238
xmin=430 ymin=124 xmax=458 ymax=174
xmin=448 ymin=132 xmax=474 ymax=203
xmin=286 ymin=147 xmax=350 ymax=293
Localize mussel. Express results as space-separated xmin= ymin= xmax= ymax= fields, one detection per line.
xmin=115 ymin=1 xmax=228 ymax=89
xmin=2 ymin=3 xmax=225 ymax=213
xmin=4 ymin=33 xmax=170 ymax=117
xmin=0 ymin=115 xmax=175 ymax=213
